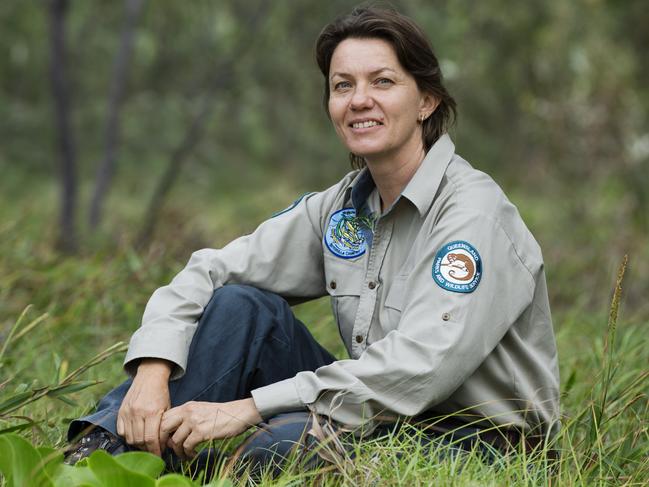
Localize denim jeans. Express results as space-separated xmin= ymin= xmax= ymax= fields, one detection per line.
xmin=69 ymin=285 xmax=339 ymax=470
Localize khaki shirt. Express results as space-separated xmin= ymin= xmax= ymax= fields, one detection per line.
xmin=125 ymin=135 xmax=560 ymax=435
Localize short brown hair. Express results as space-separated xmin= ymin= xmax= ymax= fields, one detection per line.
xmin=315 ymin=6 xmax=457 ymax=169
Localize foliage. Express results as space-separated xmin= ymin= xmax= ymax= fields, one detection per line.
xmin=0 ymin=0 xmax=648 ymax=484
xmin=0 ymin=237 xmax=646 ymax=484
xmin=0 ymin=305 xmax=127 ymax=436
xmin=2 ymin=0 xmax=648 ymax=307
xmin=0 ymin=434 xmax=233 ymax=486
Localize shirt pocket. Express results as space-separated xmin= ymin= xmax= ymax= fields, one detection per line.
xmin=381 ymin=274 xmax=408 ymax=333
xmin=324 ymin=256 xmax=364 ymax=352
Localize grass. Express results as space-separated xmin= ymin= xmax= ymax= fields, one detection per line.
xmin=0 ymin=174 xmax=648 ymax=485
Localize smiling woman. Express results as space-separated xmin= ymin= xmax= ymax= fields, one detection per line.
xmin=316 ymin=8 xmax=456 ymax=172
xmin=64 ymin=5 xmax=560 ymax=478
xmin=327 ymin=38 xmax=435 ymax=180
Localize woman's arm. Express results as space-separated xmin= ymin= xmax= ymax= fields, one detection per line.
xmin=122 ymin=185 xmax=345 ymax=379
xmin=114 ymin=175 xmax=354 ymax=454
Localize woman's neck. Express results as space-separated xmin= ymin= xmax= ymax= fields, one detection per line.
xmin=366 ymin=143 xmax=426 ymax=212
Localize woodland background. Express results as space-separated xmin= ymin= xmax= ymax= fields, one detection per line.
xmin=0 ymin=0 xmax=647 ymax=485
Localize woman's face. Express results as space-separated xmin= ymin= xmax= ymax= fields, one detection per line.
xmin=328 ymin=37 xmax=435 ymax=164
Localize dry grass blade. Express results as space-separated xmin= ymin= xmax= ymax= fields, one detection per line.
xmin=0 ymin=305 xmax=49 ymax=364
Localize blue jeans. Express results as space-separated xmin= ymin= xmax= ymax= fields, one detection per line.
xmin=69 ymin=285 xmax=501 ymax=475
xmin=69 ymin=285 xmax=340 ymax=471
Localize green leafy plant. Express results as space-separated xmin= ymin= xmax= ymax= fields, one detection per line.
xmin=0 ymin=433 xmax=234 ymax=486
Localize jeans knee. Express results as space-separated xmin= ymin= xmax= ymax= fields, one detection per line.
xmin=239 ymin=429 xmax=298 ymax=473
xmin=202 ymin=285 xmax=255 ymax=320
xmin=240 ymin=413 xmax=310 ymax=457
xmin=194 ymin=285 xmax=293 ymax=352
xmin=208 ymin=285 xmax=287 ymax=319
xmin=211 ymin=284 xmax=263 ymax=308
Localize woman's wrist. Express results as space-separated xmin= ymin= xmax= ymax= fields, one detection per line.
xmin=136 ymin=358 xmax=173 ymax=380
xmin=242 ymin=398 xmax=263 ymax=424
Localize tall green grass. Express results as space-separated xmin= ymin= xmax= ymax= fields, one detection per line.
xmin=1 ymin=179 xmax=647 ymax=485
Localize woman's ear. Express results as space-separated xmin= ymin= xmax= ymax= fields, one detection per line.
xmin=420 ymin=93 xmax=440 ymax=118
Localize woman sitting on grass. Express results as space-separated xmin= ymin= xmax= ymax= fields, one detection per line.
xmin=65 ymin=6 xmax=560 ymax=474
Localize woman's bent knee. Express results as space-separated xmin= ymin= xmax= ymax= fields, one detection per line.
xmin=204 ymin=285 xmax=289 ymax=323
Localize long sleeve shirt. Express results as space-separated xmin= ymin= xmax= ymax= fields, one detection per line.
xmin=124 ymin=134 xmax=560 ymax=436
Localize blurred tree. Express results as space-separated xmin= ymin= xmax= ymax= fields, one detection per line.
xmin=1 ymin=0 xmax=647 ymax=307
xmin=89 ymin=0 xmax=147 ymax=230
xmin=48 ymin=0 xmax=77 ymax=253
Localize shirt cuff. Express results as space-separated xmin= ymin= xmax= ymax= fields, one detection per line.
xmin=123 ymin=327 xmax=189 ymax=380
xmin=251 ymin=378 xmax=304 ymax=419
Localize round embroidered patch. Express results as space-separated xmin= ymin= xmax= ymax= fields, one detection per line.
xmin=432 ymin=240 xmax=482 ymax=293
xmin=324 ymin=208 xmax=367 ymax=259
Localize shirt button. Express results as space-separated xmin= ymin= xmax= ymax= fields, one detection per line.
xmin=355 ymin=335 xmax=364 ymax=343
xmin=330 ymin=280 xmax=337 ymax=290
xmin=442 ymin=312 xmax=451 ymax=321
xmin=368 ymin=281 xmax=376 ymax=289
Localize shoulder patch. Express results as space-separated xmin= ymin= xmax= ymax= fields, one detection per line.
xmin=324 ymin=208 xmax=367 ymax=259
xmin=272 ymin=192 xmax=315 ymax=218
xmin=432 ymin=240 xmax=482 ymax=293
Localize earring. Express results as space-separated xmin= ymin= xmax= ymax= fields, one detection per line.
xmin=418 ymin=113 xmax=426 ymax=123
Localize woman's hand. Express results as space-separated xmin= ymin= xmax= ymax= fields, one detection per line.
xmin=160 ymin=398 xmax=262 ymax=459
xmin=117 ymin=358 xmax=172 ymax=456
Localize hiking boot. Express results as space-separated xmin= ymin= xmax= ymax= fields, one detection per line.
xmin=64 ymin=427 xmax=129 ymax=464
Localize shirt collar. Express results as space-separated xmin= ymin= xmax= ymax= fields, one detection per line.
xmin=346 ymin=134 xmax=456 ymax=216
xmin=401 ymin=133 xmax=455 ymax=216
xmin=350 ymin=168 xmax=376 ymax=214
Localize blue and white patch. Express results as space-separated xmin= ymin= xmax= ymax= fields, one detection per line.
xmin=324 ymin=208 xmax=367 ymax=259
xmin=272 ymin=192 xmax=315 ymax=218
xmin=432 ymin=240 xmax=482 ymax=293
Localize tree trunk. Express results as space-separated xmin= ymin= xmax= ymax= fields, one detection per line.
xmin=89 ymin=0 xmax=146 ymax=230
xmin=135 ymin=80 xmax=222 ymax=249
xmin=48 ymin=0 xmax=78 ymax=253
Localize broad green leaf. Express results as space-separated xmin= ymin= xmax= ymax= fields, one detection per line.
xmin=87 ymin=450 xmax=155 ymax=486
xmin=114 ymin=451 xmax=165 ymax=478
xmin=51 ymin=463 xmax=102 ymax=487
xmin=0 ymin=433 xmax=54 ymax=487
xmin=155 ymin=473 xmax=196 ymax=486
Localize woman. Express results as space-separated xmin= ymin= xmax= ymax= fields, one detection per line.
xmin=66 ymin=6 xmax=560 ymax=473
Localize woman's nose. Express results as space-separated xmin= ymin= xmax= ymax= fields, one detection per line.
xmin=350 ymin=86 xmax=374 ymax=110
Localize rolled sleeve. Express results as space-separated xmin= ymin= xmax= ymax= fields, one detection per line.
xmin=124 ymin=322 xmax=193 ymax=379
xmin=250 ymin=378 xmax=304 ymax=419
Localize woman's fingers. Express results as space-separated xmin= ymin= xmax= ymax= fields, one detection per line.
xmin=158 ymin=423 xmax=170 ymax=453
xmin=160 ymin=407 xmax=184 ymax=434
xmin=120 ymin=412 xmax=134 ymax=445
xmin=131 ymin=416 xmax=145 ymax=447
xmin=116 ymin=415 xmax=125 ymax=438
xmin=143 ymin=413 xmax=163 ymax=456
xmin=167 ymin=421 xmax=192 ymax=459
xmin=183 ymin=432 xmax=202 ymax=458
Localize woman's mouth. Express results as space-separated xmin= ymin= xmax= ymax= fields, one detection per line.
xmin=349 ymin=120 xmax=383 ymax=130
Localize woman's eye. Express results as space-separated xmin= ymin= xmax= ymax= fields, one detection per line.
xmin=333 ymin=81 xmax=351 ymax=90
xmin=376 ymin=78 xmax=394 ymax=86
